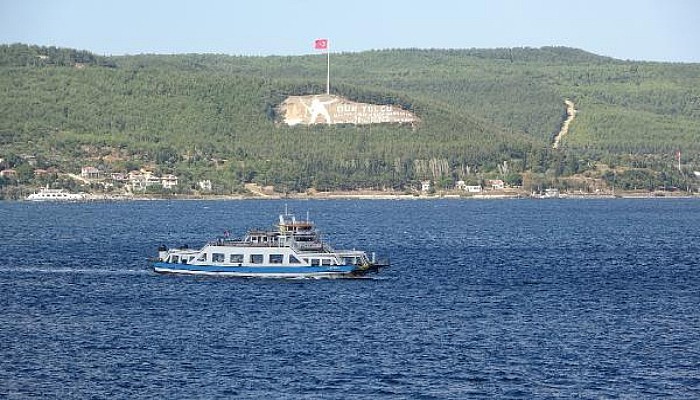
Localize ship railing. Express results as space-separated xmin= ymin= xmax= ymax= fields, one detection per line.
xmin=207 ymin=238 xmax=287 ymax=247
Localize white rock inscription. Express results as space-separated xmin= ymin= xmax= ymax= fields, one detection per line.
xmin=279 ymin=95 xmax=419 ymax=126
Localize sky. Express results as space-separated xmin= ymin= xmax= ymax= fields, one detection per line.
xmin=1 ymin=0 xmax=698 ymax=62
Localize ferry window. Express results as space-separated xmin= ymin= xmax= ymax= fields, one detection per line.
xmin=310 ymin=259 xmax=320 ymax=266
xmin=250 ymin=254 xmax=263 ymax=264
xmin=270 ymin=254 xmax=283 ymax=264
xmin=171 ymin=255 xmax=179 ymax=263
xmin=197 ymin=254 xmax=208 ymax=262
xmin=230 ymin=254 xmax=243 ymax=264
xmin=321 ymin=259 xmax=331 ymax=266
xmin=212 ymin=253 xmax=225 ymax=263
xmin=289 ymin=255 xmax=302 ymax=264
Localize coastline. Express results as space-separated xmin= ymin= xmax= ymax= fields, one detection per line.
xmin=5 ymin=187 xmax=700 ymax=202
xmin=67 ymin=191 xmax=700 ymax=201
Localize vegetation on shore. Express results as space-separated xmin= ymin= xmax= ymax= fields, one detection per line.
xmin=1 ymin=43 xmax=699 ymax=199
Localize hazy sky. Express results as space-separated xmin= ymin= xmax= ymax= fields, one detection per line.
xmin=1 ymin=0 xmax=698 ymax=62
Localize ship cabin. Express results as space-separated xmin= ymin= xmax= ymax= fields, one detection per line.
xmin=160 ymin=243 xmax=370 ymax=268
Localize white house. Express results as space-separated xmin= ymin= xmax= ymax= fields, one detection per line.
xmin=198 ymin=180 xmax=213 ymax=191
xmin=126 ymin=170 xmax=179 ymax=190
xmin=161 ymin=174 xmax=179 ymax=189
xmin=487 ymin=179 xmax=505 ymax=190
xmin=456 ymin=180 xmax=482 ymax=193
xmin=111 ymin=173 xmax=126 ymax=182
xmin=81 ymin=166 xmax=100 ymax=180
xmin=127 ymin=171 xmax=145 ymax=190
xmin=127 ymin=171 xmax=159 ymax=190
xmin=465 ymin=185 xmax=483 ymax=193
xmin=421 ymin=180 xmax=431 ymax=192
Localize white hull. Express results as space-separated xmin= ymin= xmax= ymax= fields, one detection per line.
xmin=152 ymin=262 xmax=362 ymax=278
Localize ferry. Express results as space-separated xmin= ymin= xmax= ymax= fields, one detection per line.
xmin=153 ymin=211 xmax=388 ymax=278
xmin=26 ymin=186 xmax=86 ymax=201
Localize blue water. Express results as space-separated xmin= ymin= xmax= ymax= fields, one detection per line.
xmin=1 ymin=199 xmax=699 ymax=399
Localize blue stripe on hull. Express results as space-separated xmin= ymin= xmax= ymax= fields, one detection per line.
xmin=152 ymin=262 xmax=358 ymax=278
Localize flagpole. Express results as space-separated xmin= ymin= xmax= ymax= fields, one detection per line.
xmin=326 ymin=46 xmax=330 ymax=95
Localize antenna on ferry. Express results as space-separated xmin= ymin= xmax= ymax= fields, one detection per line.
xmin=284 ymin=203 xmax=288 ymax=216
xmin=306 ymin=210 xmax=310 ymax=222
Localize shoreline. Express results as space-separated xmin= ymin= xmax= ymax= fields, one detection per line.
xmin=9 ymin=192 xmax=699 ymax=202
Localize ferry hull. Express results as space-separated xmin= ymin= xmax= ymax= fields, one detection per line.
xmin=152 ymin=261 xmax=367 ymax=278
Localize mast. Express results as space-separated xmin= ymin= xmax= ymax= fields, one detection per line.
xmin=326 ymin=49 xmax=330 ymax=95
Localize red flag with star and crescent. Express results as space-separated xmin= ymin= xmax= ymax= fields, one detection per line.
xmin=314 ymin=39 xmax=328 ymax=50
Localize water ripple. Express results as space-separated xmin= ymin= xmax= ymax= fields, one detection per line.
xmin=1 ymin=199 xmax=699 ymax=399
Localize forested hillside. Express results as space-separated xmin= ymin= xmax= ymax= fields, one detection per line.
xmin=1 ymin=43 xmax=699 ymax=197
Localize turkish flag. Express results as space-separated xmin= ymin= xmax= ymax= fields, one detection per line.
xmin=314 ymin=39 xmax=328 ymax=50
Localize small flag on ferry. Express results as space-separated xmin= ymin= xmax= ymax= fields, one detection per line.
xmin=314 ymin=39 xmax=328 ymax=50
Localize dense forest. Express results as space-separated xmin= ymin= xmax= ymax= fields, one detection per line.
xmin=1 ymin=43 xmax=699 ymax=197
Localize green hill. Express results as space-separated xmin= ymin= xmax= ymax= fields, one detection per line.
xmin=1 ymin=43 xmax=699 ymax=197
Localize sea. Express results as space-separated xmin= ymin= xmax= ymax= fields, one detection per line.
xmin=1 ymin=199 xmax=698 ymax=399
